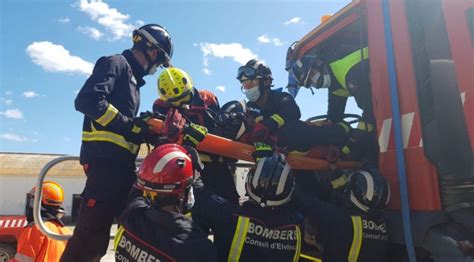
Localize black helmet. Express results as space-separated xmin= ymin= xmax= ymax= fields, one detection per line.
xmin=246 ymin=154 xmax=295 ymax=207
xmin=344 ymin=169 xmax=391 ymax=213
xmin=132 ymin=24 xmax=173 ymax=67
xmin=215 ymin=100 xmax=247 ymax=140
xmin=237 ymin=59 xmax=273 ymax=81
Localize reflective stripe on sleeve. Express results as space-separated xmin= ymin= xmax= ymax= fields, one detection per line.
xmin=95 ymin=103 xmax=119 ymax=127
xmin=114 ymin=226 xmax=126 ymax=250
xmin=293 ymin=225 xmax=302 ymax=262
xmin=356 ymin=122 xmax=374 ymax=132
xmin=270 ymin=114 xmax=285 ymax=128
xmin=348 ymin=216 xmax=363 ymax=262
xmin=299 ymin=253 xmax=322 ymax=262
xmin=228 ymin=216 xmax=250 ymax=262
xmin=82 ymin=130 xmax=139 ymax=154
xmin=14 ymin=253 xmax=35 ymax=262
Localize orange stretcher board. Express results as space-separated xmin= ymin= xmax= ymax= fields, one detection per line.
xmin=148 ymin=119 xmax=360 ymax=171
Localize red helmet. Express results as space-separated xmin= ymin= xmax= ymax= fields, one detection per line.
xmin=136 ymin=144 xmax=193 ymax=198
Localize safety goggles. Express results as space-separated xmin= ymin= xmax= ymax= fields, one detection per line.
xmin=236 ymin=66 xmax=260 ymax=80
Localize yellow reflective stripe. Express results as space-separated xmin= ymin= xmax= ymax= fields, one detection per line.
xmin=342 ymin=146 xmax=351 ymax=155
xmin=254 ymin=116 xmax=264 ymax=123
xmin=356 ymin=122 xmax=374 ymax=132
xmin=330 ymin=47 xmax=369 ymax=89
xmin=114 ymin=226 xmax=126 ymax=250
xmin=183 ymin=134 xmax=199 ymax=146
xmin=332 ymin=88 xmax=351 ymax=97
xmin=95 ymin=104 xmax=119 ymax=127
xmin=270 ymin=114 xmax=285 ymax=128
xmin=331 ymin=174 xmax=348 ymax=189
xmin=131 ymin=125 xmax=141 ymax=134
xmin=348 ymin=216 xmax=363 ymax=262
xmin=337 ymin=122 xmax=351 ymax=134
xmin=228 ymin=217 xmax=250 ymax=262
xmin=299 ymin=253 xmax=322 ymax=262
xmin=293 ymin=225 xmax=302 ymax=262
xmin=82 ymin=130 xmax=140 ymax=154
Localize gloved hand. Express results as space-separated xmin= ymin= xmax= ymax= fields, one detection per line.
xmin=162 ymin=108 xmax=186 ymax=142
xmin=183 ymin=123 xmax=208 ymax=147
xmin=341 ymin=128 xmax=369 ymax=160
xmin=183 ymin=145 xmax=204 ymax=182
xmin=130 ymin=111 xmax=154 ymax=135
xmin=247 ymin=123 xmax=272 ymax=143
xmin=251 ymin=142 xmax=274 ymax=162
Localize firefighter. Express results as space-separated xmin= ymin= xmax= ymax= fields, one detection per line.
xmin=153 ymin=67 xmax=240 ymax=204
xmin=62 ymin=24 xmax=173 ymax=261
xmin=286 ymin=46 xmax=378 ymax=165
xmin=298 ymin=169 xmax=391 ymax=262
xmin=237 ymin=59 xmax=348 ymax=154
xmin=114 ymin=143 xmax=216 ymax=262
xmin=14 ymin=181 xmax=72 ymax=262
xmin=192 ymin=153 xmax=305 ymax=261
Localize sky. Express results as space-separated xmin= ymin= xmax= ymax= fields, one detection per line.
xmin=0 ymin=0 xmax=356 ymax=155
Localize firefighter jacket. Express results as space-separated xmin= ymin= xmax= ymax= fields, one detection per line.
xmin=302 ymin=197 xmax=388 ymax=262
xmin=115 ymin=189 xmax=216 ymax=262
xmin=75 ymin=49 xmax=146 ymax=164
xmin=247 ymin=89 xmax=301 ymax=132
xmin=192 ymin=177 xmax=303 ymax=262
xmin=326 ymin=47 xmax=375 ymax=132
xmin=14 ymin=219 xmax=71 ymax=262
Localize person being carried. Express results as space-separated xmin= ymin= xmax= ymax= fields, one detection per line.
xmin=153 ymin=67 xmax=240 ymax=204
xmin=14 ymin=181 xmax=72 ymax=262
xmin=115 ymin=143 xmax=216 ymax=262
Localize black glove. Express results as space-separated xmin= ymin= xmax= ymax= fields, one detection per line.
xmin=251 ymin=142 xmax=274 ymax=162
xmin=341 ymin=128 xmax=369 ymax=160
xmin=183 ymin=123 xmax=208 ymax=147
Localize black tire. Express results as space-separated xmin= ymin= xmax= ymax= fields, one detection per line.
xmin=0 ymin=243 xmax=15 ymax=262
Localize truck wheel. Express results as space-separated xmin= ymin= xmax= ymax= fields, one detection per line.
xmin=0 ymin=243 xmax=15 ymax=262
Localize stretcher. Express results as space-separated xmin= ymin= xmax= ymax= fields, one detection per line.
xmin=147 ymin=118 xmax=361 ymax=171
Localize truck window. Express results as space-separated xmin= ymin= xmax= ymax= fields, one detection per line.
xmin=468 ymin=7 xmax=474 ymax=43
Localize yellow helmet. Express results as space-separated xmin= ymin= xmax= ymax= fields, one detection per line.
xmin=157 ymin=67 xmax=193 ymax=104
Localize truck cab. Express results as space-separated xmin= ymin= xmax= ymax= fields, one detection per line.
xmin=290 ymin=0 xmax=474 ymax=260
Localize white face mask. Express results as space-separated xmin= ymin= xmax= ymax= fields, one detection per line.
xmin=309 ymin=71 xmax=331 ymax=89
xmin=244 ymin=86 xmax=261 ymax=102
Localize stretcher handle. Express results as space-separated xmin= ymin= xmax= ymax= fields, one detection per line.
xmin=147 ymin=118 xmax=360 ymax=171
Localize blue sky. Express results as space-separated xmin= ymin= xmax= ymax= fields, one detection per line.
xmin=0 ymin=0 xmax=355 ymax=155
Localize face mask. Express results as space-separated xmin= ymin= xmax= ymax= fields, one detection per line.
xmin=309 ymin=71 xmax=331 ymax=89
xmin=244 ymin=86 xmax=261 ymax=102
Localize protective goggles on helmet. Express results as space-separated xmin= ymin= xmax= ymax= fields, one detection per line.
xmin=236 ymin=66 xmax=260 ymax=81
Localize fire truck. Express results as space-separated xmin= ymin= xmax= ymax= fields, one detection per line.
xmin=289 ymin=0 xmax=473 ymax=260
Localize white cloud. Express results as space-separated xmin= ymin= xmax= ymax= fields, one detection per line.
xmin=257 ymin=34 xmax=285 ymax=46
xmin=0 ymin=133 xmax=28 ymax=142
xmin=136 ymin=20 xmax=145 ymax=26
xmin=77 ymin=0 xmax=135 ymax=40
xmin=0 ymin=109 xmax=24 ymax=119
xmin=215 ymin=86 xmax=225 ymax=93
xmin=78 ymin=26 xmax=104 ymax=40
xmin=5 ymin=91 xmax=13 ymax=95
xmin=26 ymin=41 xmax=94 ymax=75
xmin=198 ymin=42 xmax=257 ymax=74
xmin=284 ymin=17 xmax=302 ymax=25
xmin=203 ymin=68 xmax=211 ymax=75
xmin=58 ymin=17 xmax=70 ymax=23
xmin=4 ymin=100 xmax=13 ymax=105
xmin=22 ymin=91 xmax=39 ymax=98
